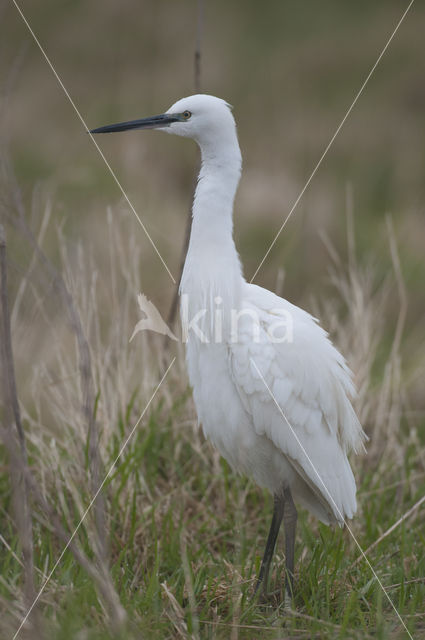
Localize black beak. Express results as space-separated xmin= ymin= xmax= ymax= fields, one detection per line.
xmin=89 ymin=113 xmax=179 ymax=134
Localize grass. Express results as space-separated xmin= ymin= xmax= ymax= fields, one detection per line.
xmin=1 ymin=178 xmax=424 ymax=639
xmin=3 ymin=395 xmax=425 ymax=639
xmin=1 ymin=3 xmax=425 ymax=633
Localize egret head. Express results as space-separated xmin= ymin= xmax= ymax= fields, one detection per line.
xmin=90 ymin=94 xmax=237 ymax=150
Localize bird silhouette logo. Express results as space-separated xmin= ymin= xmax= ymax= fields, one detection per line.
xmin=130 ymin=293 xmax=178 ymax=342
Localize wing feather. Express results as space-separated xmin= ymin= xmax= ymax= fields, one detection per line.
xmin=229 ymin=283 xmax=367 ymax=523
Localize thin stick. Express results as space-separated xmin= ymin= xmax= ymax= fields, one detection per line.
xmin=0 ymin=225 xmax=26 ymax=450
xmin=194 ymin=0 xmax=204 ymax=94
xmin=167 ymin=0 xmax=204 ymax=330
xmin=0 ymin=224 xmax=39 ymax=634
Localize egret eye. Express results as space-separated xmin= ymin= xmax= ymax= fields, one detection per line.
xmin=182 ymin=110 xmax=192 ymax=120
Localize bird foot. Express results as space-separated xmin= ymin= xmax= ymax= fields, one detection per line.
xmin=251 ymin=583 xmax=283 ymax=606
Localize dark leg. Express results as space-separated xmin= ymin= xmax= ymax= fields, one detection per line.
xmin=283 ymin=487 xmax=297 ymax=600
xmin=253 ymin=493 xmax=285 ymax=598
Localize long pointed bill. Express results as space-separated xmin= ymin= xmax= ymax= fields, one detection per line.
xmin=89 ymin=113 xmax=179 ymax=134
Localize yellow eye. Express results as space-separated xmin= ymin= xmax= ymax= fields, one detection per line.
xmin=182 ymin=110 xmax=192 ymax=120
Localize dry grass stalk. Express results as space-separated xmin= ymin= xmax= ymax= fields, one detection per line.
xmin=351 ymin=493 xmax=425 ymax=567
xmin=315 ymin=207 xmax=413 ymax=474
xmin=0 ymin=223 xmax=41 ymax=637
xmin=180 ymin=529 xmax=200 ymax=640
xmin=15 ymin=201 xmax=108 ymax=565
xmin=0 ymin=161 xmax=127 ymax=632
xmin=162 ymin=581 xmax=189 ymax=638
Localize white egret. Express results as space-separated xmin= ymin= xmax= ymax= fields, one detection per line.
xmin=91 ymin=95 xmax=367 ymax=600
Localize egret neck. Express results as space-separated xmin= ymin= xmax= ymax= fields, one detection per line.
xmin=180 ymin=129 xmax=243 ymax=342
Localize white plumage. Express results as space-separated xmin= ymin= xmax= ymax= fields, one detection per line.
xmin=185 ymin=280 xmax=364 ymax=524
xmin=91 ymin=93 xmax=367 ymax=598
xmin=174 ymin=95 xmax=366 ymax=523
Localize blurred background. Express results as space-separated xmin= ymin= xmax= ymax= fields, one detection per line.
xmin=0 ymin=0 xmax=424 ymax=438
xmin=2 ymin=0 xmax=424 ymax=403
xmin=1 ymin=1 xmax=424 ymax=300
xmin=1 ymin=2 xmax=424 ymax=636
